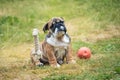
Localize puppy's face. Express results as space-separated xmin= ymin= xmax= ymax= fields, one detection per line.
xmin=43 ymin=17 xmax=67 ymax=38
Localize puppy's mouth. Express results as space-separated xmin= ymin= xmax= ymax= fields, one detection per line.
xmin=57 ymin=31 xmax=65 ymax=37
xmin=52 ymin=30 xmax=65 ymax=41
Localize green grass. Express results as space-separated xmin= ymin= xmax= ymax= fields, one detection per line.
xmin=0 ymin=0 xmax=120 ymax=80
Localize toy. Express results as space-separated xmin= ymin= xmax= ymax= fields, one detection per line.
xmin=77 ymin=47 xmax=91 ymax=59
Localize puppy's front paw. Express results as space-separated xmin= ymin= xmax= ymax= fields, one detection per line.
xmin=67 ymin=60 xmax=76 ymax=64
xmin=35 ymin=62 xmax=44 ymax=67
xmin=51 ymin=63 xmax=60 ymax=68
xmin=56 ymin=63 xmax=61 ymax=67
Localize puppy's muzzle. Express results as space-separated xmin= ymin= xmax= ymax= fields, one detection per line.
xmin=57 ymin=26 xmax=66 ymax=37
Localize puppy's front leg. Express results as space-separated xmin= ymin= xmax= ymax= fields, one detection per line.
xmin=66 ymin=45 xmax=76 ymax=64
xmin=46 ymin=44 xmax=60 ymax=68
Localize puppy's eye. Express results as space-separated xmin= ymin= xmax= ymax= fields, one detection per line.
xmin=60 ymin=21 xmax=64 ymax=23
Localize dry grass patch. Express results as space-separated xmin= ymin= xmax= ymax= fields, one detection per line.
xmin=66 ymin=17 xmax=120 ymax=43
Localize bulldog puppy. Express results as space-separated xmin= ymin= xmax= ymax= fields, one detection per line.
xmin=31 ymin=17 xmax=75 ymax=68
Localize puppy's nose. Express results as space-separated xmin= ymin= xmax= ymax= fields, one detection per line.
xmin=60 ymin=26 xmax=64 ymax=31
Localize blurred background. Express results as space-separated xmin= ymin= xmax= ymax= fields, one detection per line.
xmin=0 ymin=0 xmax=119 ymax=47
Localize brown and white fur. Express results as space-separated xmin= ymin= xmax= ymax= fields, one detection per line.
xmin=31 ymin=17 xmax=75 ymax=68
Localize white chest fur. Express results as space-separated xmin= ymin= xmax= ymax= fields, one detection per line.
xmin=46 ymin=34 xmax=70 ymax=47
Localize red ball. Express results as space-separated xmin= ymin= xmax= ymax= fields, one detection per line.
xmin=77 ymin=47 xmax=91 ymax=59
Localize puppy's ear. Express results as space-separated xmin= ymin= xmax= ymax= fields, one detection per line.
xmin=60 ymin=17 xmax=64 ymax=23
xmin=60 ymin=17 xmax=64 ymax=20
xmin=43 ymin=23 xmax=49 ymax=33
